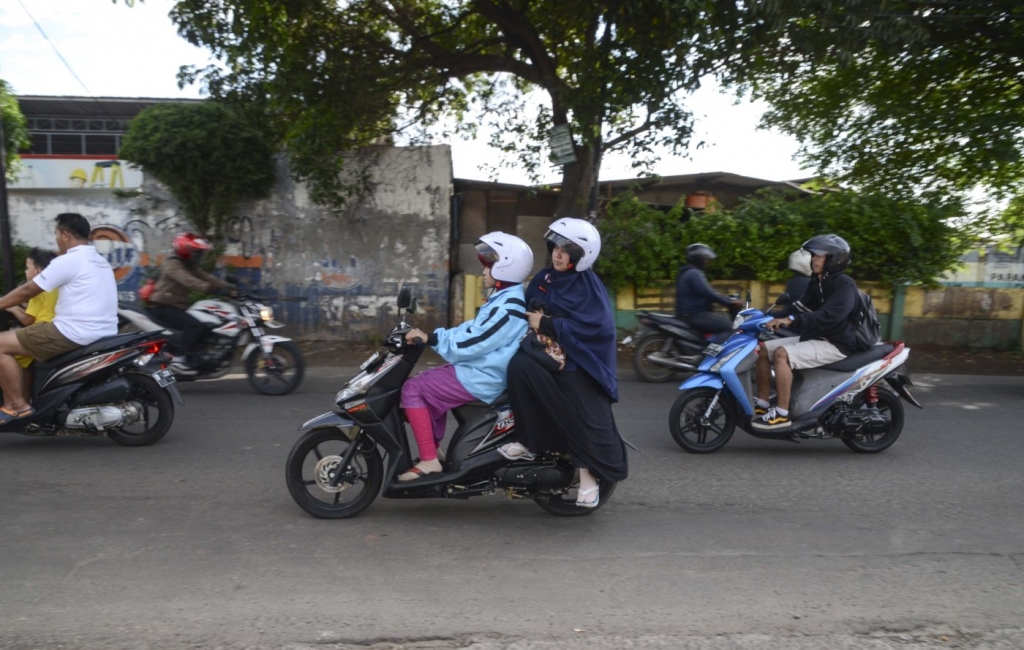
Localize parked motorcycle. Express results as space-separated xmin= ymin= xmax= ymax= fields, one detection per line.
xmin=668 ymin=302 xmax=921 ymax=454
xmin=285 ymin=289 xmax=616 ymax=519
xmin=118 ymin=293 xmax=305 ymax=395
xmin=0 ymin=331 xmax=181 ymax=446
xmin=625 ymin=311 xmax=713 ymax=382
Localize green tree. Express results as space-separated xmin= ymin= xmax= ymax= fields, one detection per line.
xmin=1 ymin=78 xmax=30 ymax=184
xmin=118 ymin=102 xmax=275 ymax=238
xmin=729 ymin=1 xmax=1024 ymax=202
xmin=597 ymin=188 xmax=967 ymax=291
xmin=169 ymin=0 xmax=732 ymax=216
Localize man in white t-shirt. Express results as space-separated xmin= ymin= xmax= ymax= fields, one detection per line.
xmin=0 ymin=213 xmax=117 ymax=423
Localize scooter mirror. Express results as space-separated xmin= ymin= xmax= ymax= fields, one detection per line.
xmin=775 ymin=292 xmax=792 ymax=306
xmin=408 ymin=297 xmax=417 ymax=314
xmin=397 ymin=288 xmax=412 ymax=309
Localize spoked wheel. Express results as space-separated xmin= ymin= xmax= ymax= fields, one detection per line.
xmin=668 ymin=387 xmax=736 ymax=453
xmin=633 ymin=333 xmax=677 ymax=383
xmin=534 ymin=471 xmax=617 ymax=517
xmin=107 ymin=374 xmax=175 ymax=446
xmin=842 ymin=386 xmax=905 ymax=453
xmin=247 ymin=341 xmax=305 ymax=395
xmin=286 ymin=427 xmax=383 ymax=519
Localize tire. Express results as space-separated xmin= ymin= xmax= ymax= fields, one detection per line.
xmin=107 ymin=374 xmax=175 ymax=447
xmin=633 ymin=333 xmax=676 ymax=383
xmin=246 ymin=340 xmax=305 ymax=395
xmin=534 ymin=479 xmax=617 ymax=516
xmin=668 ymin=387 xmax=736 ymax=453
xmin=286 ymin=427 xmax=383 ymax=519
xmin=842 ymin=386 xmax=905 ymax=453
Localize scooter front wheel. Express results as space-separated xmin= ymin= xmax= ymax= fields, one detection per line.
xmin=247 ymin=341 xmax=305 ymax=395
xmin=286 ymin=427 xmax=382 ymax=519
xmin=669 ymin=387 xmax=736 ymax=453
xmin=534 ymin=481 xmax=616 ymax=516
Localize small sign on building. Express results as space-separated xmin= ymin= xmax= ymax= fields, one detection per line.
xmin=549 ymin=124 xmax=577 ymax=166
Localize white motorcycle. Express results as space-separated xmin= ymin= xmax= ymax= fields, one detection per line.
xmin=118 ymin=293 xmax=305 ymax=395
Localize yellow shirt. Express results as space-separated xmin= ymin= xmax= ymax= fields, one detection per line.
xmin=16 ymin=288 xmax=59 ymax=368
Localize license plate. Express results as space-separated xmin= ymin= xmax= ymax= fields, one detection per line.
xmin=703 ymin=343 xmax=725 ymax=357
xmin=152 ymin=368 xmax=176 ymax=387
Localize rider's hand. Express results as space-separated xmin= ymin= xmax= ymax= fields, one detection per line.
xmin=765 ymin=317 xmax=791 ymax=332
xmin=527 ymin=310 xmax=544 ymax=330
xmin=405 ymin=328 xmax=428 ymax=344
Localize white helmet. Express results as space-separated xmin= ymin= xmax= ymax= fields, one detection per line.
xmin=545 ymin=217 xmax=601 ymax=272
xmin=475 ymin=232 xmax=534 ymax=283
xmin=788 ymin=248 xmax=812 ymax=277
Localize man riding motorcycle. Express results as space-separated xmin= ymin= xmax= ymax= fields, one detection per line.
xmin=675 ymin=243 xmax=744 ymax=337
xmin=147 ymin=233 xmax=236 ymax=375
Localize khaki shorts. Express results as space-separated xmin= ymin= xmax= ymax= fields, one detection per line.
xmin=14 ymin=321 xmax=82 ymax=362
xmin=762 ymin=336 xmax=846 ymax=370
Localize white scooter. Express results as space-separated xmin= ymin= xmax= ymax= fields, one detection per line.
xmin=118 ymin=293 xmax=305 ymax=395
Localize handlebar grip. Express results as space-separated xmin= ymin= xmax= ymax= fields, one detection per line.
xmin=412 ymin=337 xmax=425 ymax=347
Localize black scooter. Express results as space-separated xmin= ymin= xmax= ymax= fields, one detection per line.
xmin=285 ymin=289 xmax=616 ymax=519
xmin=1 ymin=331 xmax=181 ymax=446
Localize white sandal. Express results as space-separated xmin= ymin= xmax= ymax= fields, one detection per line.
xmin=576 ymin=485 xmax=600 ymax=508
xmin=497 ymin=442 xmax=535 ymax=461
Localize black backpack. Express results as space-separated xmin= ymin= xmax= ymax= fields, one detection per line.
xmin=851 ymin=289 xmax=882 ymax=351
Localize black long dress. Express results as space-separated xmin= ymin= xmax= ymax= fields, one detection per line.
xmin=506 ymin=267 xmax=628 ymax=484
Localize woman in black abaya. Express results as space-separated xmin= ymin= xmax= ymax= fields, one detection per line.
xmin=498 ymin=218 xmax=628 ymax=508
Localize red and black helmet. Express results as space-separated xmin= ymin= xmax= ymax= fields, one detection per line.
xmin=172 ymin=232 xmax=213 ymax=261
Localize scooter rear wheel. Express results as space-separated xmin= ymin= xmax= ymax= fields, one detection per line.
xmin=286 ymin=427 xmax=383 ymax=519
xmin=633 ymin=333 xmax=677 ymax=383
xmin=669 ymin=387 xmax=736 ymax=453
xmin=842 ymin=386 xmax=905 ymax=453
xmin=107 ymin=373 xmax=174 ymax=447
xmin=534 ymin=481 xmax=616 ymax=516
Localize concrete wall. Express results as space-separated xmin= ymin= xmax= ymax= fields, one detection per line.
xmin=7 ymin=145 xmax=453 ymax=341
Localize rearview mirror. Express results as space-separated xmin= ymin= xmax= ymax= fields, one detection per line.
xmin=408 ymin=297 xmax=417 ymax=314
xmin=775 ymin=292 xmax=792 ymax=306
xmin=397 ymin=288 xmax=411 ymax=309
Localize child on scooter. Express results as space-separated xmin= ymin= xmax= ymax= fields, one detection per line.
xmin=398 ymin=232 xmax=533 ymax=481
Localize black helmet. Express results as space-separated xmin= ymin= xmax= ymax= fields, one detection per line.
xmin=802 ymin=234 xmax=851 ymax=274
xmin=685 ymin=243 xmax=716 ymax=267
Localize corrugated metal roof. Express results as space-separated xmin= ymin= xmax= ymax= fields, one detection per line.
xmin=16 ymin=95 xmax=201 ymax=119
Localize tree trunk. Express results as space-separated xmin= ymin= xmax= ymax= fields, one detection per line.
xmin=554 ymin=144 xmax=598 ymax=218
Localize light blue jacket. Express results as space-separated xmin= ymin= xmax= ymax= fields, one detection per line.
xmin=431 ymin=285 xmax=528 ymax=404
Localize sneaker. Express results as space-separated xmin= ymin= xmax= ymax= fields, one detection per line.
xmin=752 ymin=406 xmax=791 ymax=429
xmin=170 ymin=361 xmax=198 ymax=376
xmin=754 ymin=405 xmax=768 ymax=416
xmin=497 ymin=442 xmax=535 ymax=461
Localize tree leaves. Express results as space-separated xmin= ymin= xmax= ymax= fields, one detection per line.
xmin=1 ymin=79 xmax=30 ymax=184
xmin=118 ymin=102 xmax=275 ymax=238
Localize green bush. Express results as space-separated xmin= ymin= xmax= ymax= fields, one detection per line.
xmin=596 ymin=188 xmax=968 ymax=291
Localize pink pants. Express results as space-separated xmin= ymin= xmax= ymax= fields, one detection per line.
xmin=400 ymin=364 xmax=477 ymax=445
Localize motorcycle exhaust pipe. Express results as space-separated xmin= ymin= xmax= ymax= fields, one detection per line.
xmin=647 ymin=356 xmax=699 ymax=372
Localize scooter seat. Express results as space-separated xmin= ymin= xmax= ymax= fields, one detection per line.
xmin=451 ymin=393 xmax=508 ymax=426
xmin=34 ymin=332 xmax=158 ymax=370
xmin=642 ymin=312 xmax=690 ymax=328
xmin=820 ymin=343 xmax=895 ymax=372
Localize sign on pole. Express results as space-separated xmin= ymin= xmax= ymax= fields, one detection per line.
xmin=549 ymin=124 xmax=577 ymax=166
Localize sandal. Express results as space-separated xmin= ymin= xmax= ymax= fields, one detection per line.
xmin=497 ymin=442 xmax=535 ymax=461
xmin=397 ymin=459 xmax=442 ymax=482
xmin=0 ymin=405 xmax=35 ymax=425
xmin=576 ymin=485 xmax=600 ymax=509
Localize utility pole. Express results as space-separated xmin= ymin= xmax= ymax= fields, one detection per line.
xmin=0 ymin=114 xmax=15 ymax=293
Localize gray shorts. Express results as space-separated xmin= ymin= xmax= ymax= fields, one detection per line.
xmin=762 ymin=336 xmax=846 ymax=370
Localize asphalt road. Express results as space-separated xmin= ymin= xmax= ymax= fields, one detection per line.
xmin=2 ymin=363 xmax=1023 ymax=650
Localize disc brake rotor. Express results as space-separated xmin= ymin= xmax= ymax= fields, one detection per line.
xmin=314 ymin=455 xmax=352 ymax=493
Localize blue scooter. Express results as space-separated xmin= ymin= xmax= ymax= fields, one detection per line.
xmin=668 ymin=300 xmax=921 ymax=454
